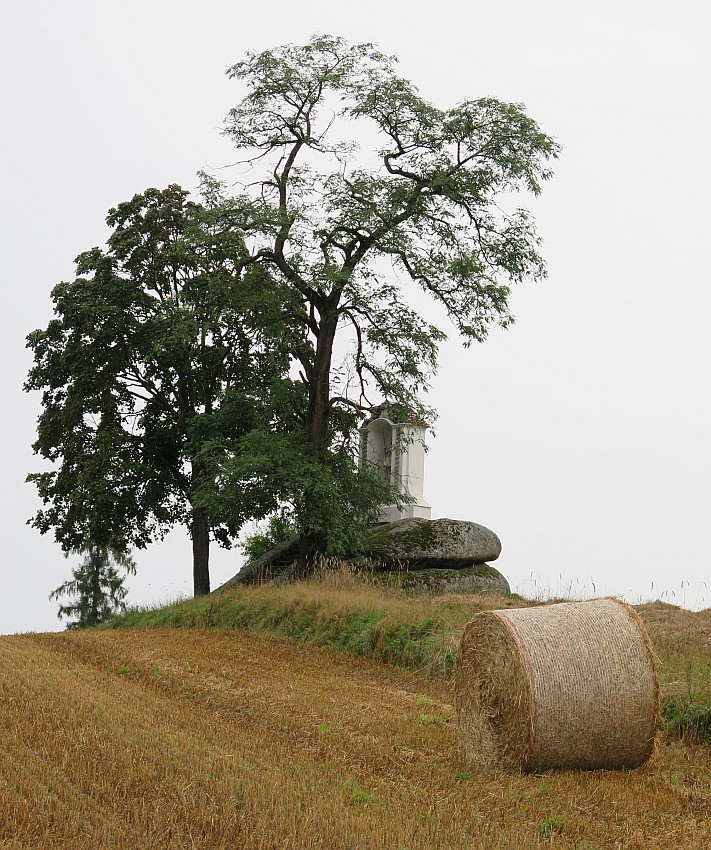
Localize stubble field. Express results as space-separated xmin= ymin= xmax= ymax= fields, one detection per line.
xmin=1 ymin=602 xmax=709 ymax=850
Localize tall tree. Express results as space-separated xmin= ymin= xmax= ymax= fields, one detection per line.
xmin=26 ymin=185 xmax=293 ymax=595
xmin=50 ymin=544 xmax=136 ymax=629
xmin=216 ymin=34 xmax=559 ymax=568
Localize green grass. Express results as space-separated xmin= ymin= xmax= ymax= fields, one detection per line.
xmin=106 ymin=570 xmax=484 ymax=677
xmin=662 ymin=695 xmax=711 ymax=744
xmin=537 ymin=814 xmax=564 ymax=837
xmin=106 ymin=567 xmax=711 ymax=745
xmin=658 ymin=651 xmax=711 ymax=745
xmin=112 ymin=596 xmax=459 ymax=676
xmin=419 ymin=712 xmax=449 ymax=726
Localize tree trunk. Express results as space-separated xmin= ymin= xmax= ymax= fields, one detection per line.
xmin=305 ymin=311 xmax=338 ymax=454
xmin=298 ymin=309 xmax=339 ymax=575
xmin=191 ymin=507 xmax=211 ymax=596
xmin=90 ymin=545 xmax=101 ymax=627
xmin=295 ymin=530 xmax=328 ymax=578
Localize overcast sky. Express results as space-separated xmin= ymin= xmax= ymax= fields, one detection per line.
xmin=2 ymin=0 xmax=709 ymax=634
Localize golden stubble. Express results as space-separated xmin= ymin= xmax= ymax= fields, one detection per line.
xmin=0 ymin=615 xmax=709 ymax=849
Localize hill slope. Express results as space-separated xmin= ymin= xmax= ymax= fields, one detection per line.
xmin=1 ymin=626 xmax=709 ymax=849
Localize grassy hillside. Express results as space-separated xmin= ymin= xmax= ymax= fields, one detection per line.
xmin=2 ymin=571 xmax=709 ymax=848
xmin=107 ymin=567 xmax=711 ymax=744
xmin=107 ymin=566 xmax=514 ymax=676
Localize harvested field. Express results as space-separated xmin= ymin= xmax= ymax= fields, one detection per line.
xmin=1 ymin=625 xmax=709 ymax=849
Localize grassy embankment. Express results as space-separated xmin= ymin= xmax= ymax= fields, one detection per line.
xmin=2 ymin=568 xmax=709 ymax=849
xmin=107 ymin=565 xmax=711 ymax=744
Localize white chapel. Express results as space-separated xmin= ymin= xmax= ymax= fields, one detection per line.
xmin=359 ymin=402 xmax=432 ymax=523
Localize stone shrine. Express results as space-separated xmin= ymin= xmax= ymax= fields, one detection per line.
xmin=220 ymin=400 xmax=510 ymax=596
xmin=359 ymin=402 xmax=431 ymax=523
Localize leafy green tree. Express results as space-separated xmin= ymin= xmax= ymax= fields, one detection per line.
xmin=26 ymin=185 xmax=293 ymax=595
xmin=224 ymin=423 xmax=404 ymax=572
xmin=28 ymin=35 xmax=560 ymax=588
xmin=213 ymin=34 xmax=559 ymax=568
xmin=49 ymin=544 xmax=136 ymax=629
xmin=239 ymin=512 xmax=297 ymax=564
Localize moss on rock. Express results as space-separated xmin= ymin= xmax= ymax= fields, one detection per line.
xmin=364 ymin=518 xmax=502 ymax=569
xmin=375 ymin=564 xmax=510 ymax=596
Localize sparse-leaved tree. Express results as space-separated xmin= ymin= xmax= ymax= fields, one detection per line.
xmin=214 ymin=34 xmax=559 ymax=569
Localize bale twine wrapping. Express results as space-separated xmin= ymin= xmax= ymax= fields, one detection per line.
xmin=455 ymin=598 xmax=659 ymax=772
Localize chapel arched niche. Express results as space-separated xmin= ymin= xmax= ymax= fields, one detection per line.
xmin=359 ymin=402 xmax=431 ymax=523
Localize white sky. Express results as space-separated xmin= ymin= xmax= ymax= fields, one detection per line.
xmin=2 ymin=0 xmax=709 ymax=633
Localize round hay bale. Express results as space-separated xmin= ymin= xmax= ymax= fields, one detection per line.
xmin=455 ymin=598 xmax=659 ymax=772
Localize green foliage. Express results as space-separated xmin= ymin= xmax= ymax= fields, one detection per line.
xmin=284 ymin=440 xmax=408 ymax=559
xmin=240 ymin=513 xmax=297 ymax=563
xmin=662 ymin=696 xmax=711 ymax=744
xmin=537 ymin=815 xmax=564 ymax=837
xmin=49 ymin=545 xmax=136 ymax=629
xmin=538 ymin=775 xmax=552 ymax=796
xmin=345 ymin=780 xmax=377 ymax=807
xmin=214 ymin=427 xmax=407 ymax=565
xmin=419 ymin=712 xmax=448 ymax=726
xmin=660 ymin=653 xmax=711 ymax=744
xmin=28 ymin=34 xmax=559 ymax=583
xmin=217 ymin=33 xmax=559 ymax=567
xmin=223 ymin=35 xmax=558 ymax=354
xmin=26 ymin=185 xmax=294 ymax=594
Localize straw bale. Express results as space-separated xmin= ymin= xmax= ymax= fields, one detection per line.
xmin=455 ymin=598 xmax=659 ymax=772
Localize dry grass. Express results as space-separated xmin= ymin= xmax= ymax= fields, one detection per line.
xmin=109 ymin=565 xmax=535 ymax=677
xmin=637 ymin=601 xmax=711 ymax=699
xmin=1 ymin=624 xmax=709 ymax=849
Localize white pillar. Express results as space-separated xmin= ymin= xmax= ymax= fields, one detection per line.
xmin=359 ymin=405 xmax=431 ymax=523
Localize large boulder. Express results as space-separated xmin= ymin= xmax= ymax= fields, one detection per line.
xmin=216 ymin=517 xmax=506 ymax=592
xmin=379 ymin=564 xmax=510 ymax=596
xmin=364 ymin=517 xmax=502 ymax=569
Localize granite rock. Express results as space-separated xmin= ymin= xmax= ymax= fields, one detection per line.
xmin=218 ymin=537 xmax=298 ymax=588
xmin=216 ymin=517 xmax=505 ymax=591
xmin=379 ymin=564 xmax=510 ymax=596
xmin=364 ymin=517 xmax=502 ymax=569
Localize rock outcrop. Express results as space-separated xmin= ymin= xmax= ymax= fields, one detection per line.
xmin=378 ymin=564 xmax=510 ymax=596
xmin=363 ymin=517 xmax=502 ymax=569
xmin=216 ymin=517 xmax=508 ymax=596
xmin=218 ymin=538 xmax=299 ymax=589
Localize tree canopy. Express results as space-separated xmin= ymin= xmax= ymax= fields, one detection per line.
xmin=26 ymin=185 xmax=294 ymax=594
xmin=215 ymin=34 xmax=559 ymax=566
xmin=27 ymin=34 xmax=558 ymax=590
